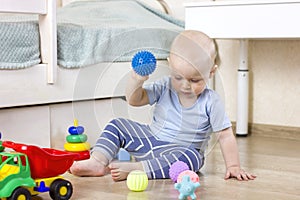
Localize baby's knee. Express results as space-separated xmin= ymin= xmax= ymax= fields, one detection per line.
xmin=180 ymin=150 xmax=203 ymax=171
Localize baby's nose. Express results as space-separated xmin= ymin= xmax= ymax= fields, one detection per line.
xmin=182 ymin=80 xmax=191 ymax=89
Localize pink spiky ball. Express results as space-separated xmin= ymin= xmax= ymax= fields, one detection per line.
xmin=177 ymin=170 xmax=199 ymax=183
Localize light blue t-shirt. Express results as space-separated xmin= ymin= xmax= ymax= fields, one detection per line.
xmin=144 ymin=76 xmax=232 ymax=151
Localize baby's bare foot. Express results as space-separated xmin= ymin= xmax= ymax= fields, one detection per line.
xmin=109 ymin=161 xmax=144 ymax=181
xmin=69 ymin=157 xmax=108 ymax=177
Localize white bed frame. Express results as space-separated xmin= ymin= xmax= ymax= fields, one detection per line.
xmin=1 ymin=0 xmax=56 ymax=85
xmin=0 ymin=0 xmax=179 ymax=147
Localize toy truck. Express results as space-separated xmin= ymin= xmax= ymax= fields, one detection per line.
xmin=0 ymin=141 xmax=79 ymax=200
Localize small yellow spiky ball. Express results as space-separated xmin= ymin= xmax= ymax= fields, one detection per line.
xmin=126 ymin=170 xmax=148 ymax=192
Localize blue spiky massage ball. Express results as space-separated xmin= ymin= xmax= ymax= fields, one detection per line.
xmin=132 ymin=50 xmax=156 ymax=76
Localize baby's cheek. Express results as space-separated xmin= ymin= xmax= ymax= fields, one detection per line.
xmin=193 ymin=86 xmax=205 ymax=95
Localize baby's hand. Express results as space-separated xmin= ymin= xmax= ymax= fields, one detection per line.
xmin=225 ymin=166 xmax=256 ymax=181
xmin=131 ymin=70 xmax=149 ymax=82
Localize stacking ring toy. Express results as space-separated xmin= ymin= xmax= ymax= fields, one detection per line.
xmin=68 ymin=126 xmax=84 ymax=135
xmin=64 ymin=142 xmax=91 ymax=152
xmin=66 ymin=134 xmax=88 ymax=143
xmin=74 ymin=151 xmax=90 ymax=161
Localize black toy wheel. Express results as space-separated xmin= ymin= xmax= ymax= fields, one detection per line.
xmin=49 ymin=179 xmax=73 ymax=200
xmin=8 ymin=187 xmax=31 ymax=200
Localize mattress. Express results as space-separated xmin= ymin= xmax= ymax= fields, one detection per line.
xmin=0 ymin=0 xmax=184 ymax=69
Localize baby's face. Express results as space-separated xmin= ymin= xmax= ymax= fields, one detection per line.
xmin=169 ymin=55 xmax=207 ymax=99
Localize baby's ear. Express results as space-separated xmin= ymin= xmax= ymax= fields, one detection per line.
xmin=209 ymin=65 xmax=218 ymax=78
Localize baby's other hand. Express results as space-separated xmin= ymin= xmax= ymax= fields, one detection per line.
xmin=225 ymin=166 xmax=256 ymax=181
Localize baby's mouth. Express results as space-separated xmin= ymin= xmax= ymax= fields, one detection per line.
xmin=181 ymin=90 xmax=193 ymax=96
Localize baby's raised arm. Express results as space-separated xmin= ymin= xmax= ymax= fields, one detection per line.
xmin=126 ymin=51 xmax=156 ymax=106
xmin=125 ymin=71 xmax=150 ymax=106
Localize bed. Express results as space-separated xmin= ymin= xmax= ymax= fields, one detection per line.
xmin=0 ymin=0 xmax=184 ymax=147
xmin=0 ymin=0 xmax=184 ymax=108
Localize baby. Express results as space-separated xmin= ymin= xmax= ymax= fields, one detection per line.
xmin=70 ymin=30 xmax=256 ymax=182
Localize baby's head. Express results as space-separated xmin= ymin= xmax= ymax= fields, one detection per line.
xmin=169 ymin=30 xmax=218 ymax=81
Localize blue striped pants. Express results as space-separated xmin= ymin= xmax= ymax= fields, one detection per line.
xmin=92 ymin=118 xmax=204 ymax=179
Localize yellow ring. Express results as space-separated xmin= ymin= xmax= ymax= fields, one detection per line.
xmin=64 ymin=142 xmax=91 ymax=152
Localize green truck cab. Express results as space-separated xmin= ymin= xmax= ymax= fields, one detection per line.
xmin=0 ymin=152 xmax=36 ymax=199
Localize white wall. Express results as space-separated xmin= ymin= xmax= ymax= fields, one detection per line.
xmin=216 ymin=40 xmax=300 ymax=128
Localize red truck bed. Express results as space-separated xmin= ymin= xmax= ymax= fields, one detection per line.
xmin=2 ymin=141 xmax=79 ymax=179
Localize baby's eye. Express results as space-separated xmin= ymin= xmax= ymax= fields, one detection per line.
xmin=190 ymin=79 xmax=202 ymax=83
xmin=174 ymin=76 xmax=182 ymax=80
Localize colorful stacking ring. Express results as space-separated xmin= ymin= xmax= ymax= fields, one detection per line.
xmin=68 ymin=126 xmax=85 ymax=135
xmin=64 ymin=142 xmax=91 ymax=152
xmin=74 ymin=151 xmax=90 ymax=161
xmin=66 ymin=134 xmax=88 ymax=143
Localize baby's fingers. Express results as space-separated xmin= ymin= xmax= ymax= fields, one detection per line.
xmin=224 ymin=171 xmax=232 ymax=180
xmin=240 ymin=172 xmax=249 ymax=181
xmin=240 ymin=172 xmax=257 ymax=181
xmin=247 ymin=173 xmax=257 ymax=180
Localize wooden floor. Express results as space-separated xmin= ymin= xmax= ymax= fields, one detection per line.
xmin=35 ymin=134 xmax=300 ymax=200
